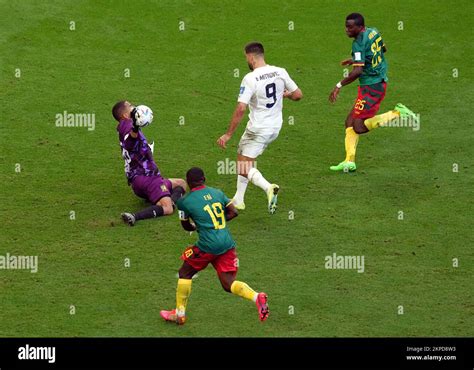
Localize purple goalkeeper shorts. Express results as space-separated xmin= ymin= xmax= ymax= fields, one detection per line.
xmin=131 ymin=175 xmax=173 ymax=204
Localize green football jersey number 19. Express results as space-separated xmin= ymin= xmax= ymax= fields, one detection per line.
xmin=203 ymin=202 xmax=226 ymax=230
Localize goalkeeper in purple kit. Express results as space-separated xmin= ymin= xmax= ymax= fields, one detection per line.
xmin=112 ymin=100 xmax=186 ymax=226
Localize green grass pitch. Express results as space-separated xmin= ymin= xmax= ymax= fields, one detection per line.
xmin=0 ymin=0 xmax=472 ymax=337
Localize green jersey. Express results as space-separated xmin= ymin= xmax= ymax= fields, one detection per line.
xmin=177 ymin=185 xmax=236 ymax=255
xmin=351 ymin=27 xmax=388 ymax=86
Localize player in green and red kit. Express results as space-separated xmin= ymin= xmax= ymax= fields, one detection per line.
xmin=160 ymin=167 xmax=269 ymax=325
xmin=329 ymin=13 xmax=417 ymax=172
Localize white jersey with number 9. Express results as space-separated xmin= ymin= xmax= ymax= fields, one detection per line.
xmin=238 ymin=65 xmax=298 ymax=134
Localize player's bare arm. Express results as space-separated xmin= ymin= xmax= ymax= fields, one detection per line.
xmin=341 ymin=58 xmax=353 ymax=66
xmin=225 ymin=202 xmax=239 ymax=221
xmin=329 ymin=66 xmax=363 ymax=103
xmin=180 ymin=218 xmax=196 ymax=232
xmin=217 ymin=102 xmax=247 ymax=149
xmin=340 ymin=65 xmax=363 ymax=86
xmin=283 ymin=88 xmax=303 ymax=101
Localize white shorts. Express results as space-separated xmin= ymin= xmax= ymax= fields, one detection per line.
xmin=237 ymin=129 xmax=279 ymax=158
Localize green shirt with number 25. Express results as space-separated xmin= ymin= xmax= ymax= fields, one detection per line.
xmin=351 ymin=27 xmax=388 ymax=86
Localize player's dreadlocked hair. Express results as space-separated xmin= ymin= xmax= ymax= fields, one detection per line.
xmin=245 ymin=42 xmax=264 ymax=56
xmin=346 ymin=13 xmax=365 ymax=27
xmin=112 ymin=101 xmax=128 ymax=121
xmin=186 ymin=167 xmax=206 ymax=188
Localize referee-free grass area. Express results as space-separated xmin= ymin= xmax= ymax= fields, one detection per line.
xmin=0 ymin=0 xmax=472 ymax=337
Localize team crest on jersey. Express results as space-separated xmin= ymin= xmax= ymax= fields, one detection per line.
xmin=161 ymin=185 xmax=168 ymax=192
xmin=239 ymin=86 xmax=245 ymax=95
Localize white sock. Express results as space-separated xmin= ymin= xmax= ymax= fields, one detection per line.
xmin=252 ymin=293 xmax=258 ymax=303
xmin=248 ymin=168 xmax=271 ymax=193
xmin=233 ymin=175 xmax=249 ymax=205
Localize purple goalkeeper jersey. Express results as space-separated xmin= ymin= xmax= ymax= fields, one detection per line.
xmin=117 ymin=119 xmax=160 ymax=183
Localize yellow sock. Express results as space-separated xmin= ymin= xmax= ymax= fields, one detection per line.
xmin=176 ymin=278 xmax=192 ymax=315
xmin=230 ymin=280 xmax=257 ymax=302
xmin=344 ymin=127 xmax=359 ymax=163
xmin=364 ymin=110 xmax=399 ymax=130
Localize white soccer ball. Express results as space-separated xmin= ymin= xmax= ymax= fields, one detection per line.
xmin=134 ymin=105 xmax=154 ymax=127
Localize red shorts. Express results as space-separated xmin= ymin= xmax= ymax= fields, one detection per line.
xmin=180 ymin=246 xmax=238 ymax=274
xmin=351 ymin=81 xmax=387 ymax=120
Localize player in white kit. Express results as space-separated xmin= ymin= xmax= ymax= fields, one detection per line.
xmin=217 ymin=42 xmax=303 ymax=214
